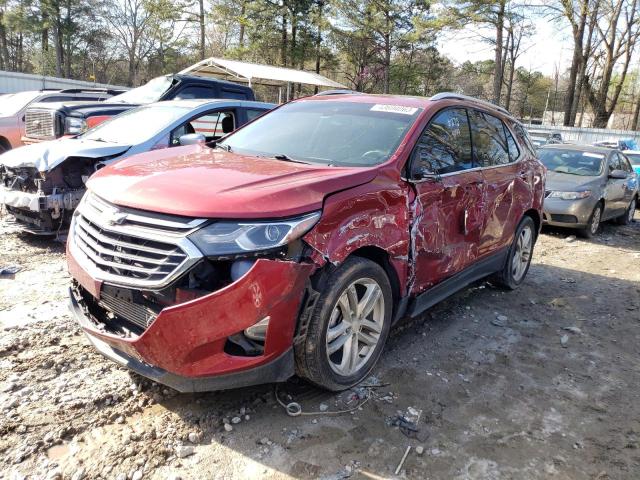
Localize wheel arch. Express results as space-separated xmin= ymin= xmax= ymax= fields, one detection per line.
xmin=349 ymin=246 xmax=401 ymax=315
xmin=0 ymin=136 xmax=11 ymax=152
xmin=523 ymin=208 xmax=541 ymax=234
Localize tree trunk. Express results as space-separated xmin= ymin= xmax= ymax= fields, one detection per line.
xmin=632 ymin=96 xmax=640 ymax=131
xmin=0 ymin=12 xmax=10 ymax=70
xmin=383 ymin=32 xmax=391 ymax=94
xmin=199 ymin=0 xmax=205 ymax=60
xmin=281 ymin=14 xmax=288 ymax=67
xmin=313 ymin=2 xmax=323 ymax=93
xmin=563 ymin=1 xmax=588 ymax=126
xmin=492 ymin=0 xmax=505 ymax=104
xmin=239 ymin=2 xmax=246 ymax=49
xmin=64 ymin=0 xmax=71 ymax=78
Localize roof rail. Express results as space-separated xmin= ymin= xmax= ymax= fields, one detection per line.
xmin=430 ymin=92 xmax=511 ymax=116
xmin=315 ymin=89 xmax=363 ymax=96
xmin=57 ymin=88 xmax=125 ymax=94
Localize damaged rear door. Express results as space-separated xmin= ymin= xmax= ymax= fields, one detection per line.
xmin=407 ymin=107 xmax=486 ymax=293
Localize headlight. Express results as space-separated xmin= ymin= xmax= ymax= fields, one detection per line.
xmin=548 ymin=190 xmax=592 ymax=200
xmin=189 ymin=212 xmax=321 ymax=256
xmin=65 ymin=117 xmax=87 ymax=135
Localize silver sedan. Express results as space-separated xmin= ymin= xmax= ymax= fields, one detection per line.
xmin=539 ymin=144 xmax=638 ymax=238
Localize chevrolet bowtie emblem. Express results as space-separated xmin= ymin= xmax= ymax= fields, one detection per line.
xmin=105 ymin=210 xmax=128 ymax=225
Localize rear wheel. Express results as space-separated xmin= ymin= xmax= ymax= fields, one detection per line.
xmin=295 ymin=256 xmax=393 ymax=391
xmin=578 ymin=203 xmax=602 ymax=238
xmin=492 ymin=216 xmax=536 ymax=290
xmin=617 ymin=197 xmax=636 ymax=225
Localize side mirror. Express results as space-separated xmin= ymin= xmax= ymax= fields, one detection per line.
xmin=405 ymin=149 xmax=440 ymax=183
xmin=178 ymin=133 xmax=205 ymax=146
xmin=609 ymin=169 xmax=628 ymax=180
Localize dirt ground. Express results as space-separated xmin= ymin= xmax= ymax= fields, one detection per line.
xmin=1 ymin=212 xmax=640 ymax=480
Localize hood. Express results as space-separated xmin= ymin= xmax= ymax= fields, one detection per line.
xmin=0 ymin=138 xmax=131 ymax=172
xmin=545 ymin=170 xmax=601 ymax=191
xmin=30 ymin=100 xmax=138 ymax=116
xmin=87 ymin=146 xmax=378 ymax=219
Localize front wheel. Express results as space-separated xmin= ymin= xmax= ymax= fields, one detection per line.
xmin=492 ymin=216 xmax=536 ymax=290
xmin=578 ymin=203 xmax=602 ymax=238
xmin=616 ymin=197 xmax=636 ymax=225
xmin=295 ymin=257 xmax=393 ymax=391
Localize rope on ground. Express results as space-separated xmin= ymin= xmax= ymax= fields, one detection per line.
xmin=274 ymin=382 xmax=388 ymax=417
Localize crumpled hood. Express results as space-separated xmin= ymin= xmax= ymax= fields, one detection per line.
xmin=87 ymin=145 xmax=378 ymax=219
xmin=545 ymin=171 xmax=601 ymax=192
xmin=0 ymin=138 xmax=130 ymax=172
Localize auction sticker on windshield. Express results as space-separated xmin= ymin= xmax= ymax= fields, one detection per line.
xmin=583 ymin=152 xmax=605 ymax=158
xmin=370 ymin=104 xmax=418 ymax=115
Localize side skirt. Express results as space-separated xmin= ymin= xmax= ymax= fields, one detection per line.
xmin=406 ymin=248 xmax=508 ymax=318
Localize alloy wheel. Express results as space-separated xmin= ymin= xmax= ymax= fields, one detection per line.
xmin=325 ymin=278 xmax=385 ymax=377
xmin=590 ymin=206 xmax=602 ymax=235
xmin=628 ymin=199 xmax=636 ymax=223
xmin=511 ymin=224 xmax=533 ymax=282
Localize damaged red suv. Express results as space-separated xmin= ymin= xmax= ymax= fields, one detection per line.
xmin=67 ymin=92 xmax=545 ymax=392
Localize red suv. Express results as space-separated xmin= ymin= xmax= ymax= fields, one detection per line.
xmin=67 ymin=92 xmax=545 ymax=392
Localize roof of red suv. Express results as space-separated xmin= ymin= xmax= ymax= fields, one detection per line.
xmin=300 ymin=91 xmax=515 ymax=120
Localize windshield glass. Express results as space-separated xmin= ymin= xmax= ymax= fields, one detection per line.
xmin=106 ymin=76 xmax=174 ymax=104
xmin=538 ymin=148 xmax=604 ymax=176
xmin=0 ymin=91 xmax=42 ymax=116
xmin=79 ymin=105 xmax=190 ymax=144
xmin=220 ymin=100 xmax=422 ymax=166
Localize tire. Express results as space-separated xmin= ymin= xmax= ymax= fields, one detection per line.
xmin=295 ymin=256 xmax=393 ymax=391
xmin=578 ymin=203 xmax=602 ymax=238
xmin=492 ymin=216 xmax=536 ymax=290
xmin=616 ymin=197 xmax=636 ymax=225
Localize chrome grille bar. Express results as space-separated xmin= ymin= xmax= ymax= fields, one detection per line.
xmin=69 ymin=192 xmax=204 ymax=289
xmin=25 ymin=110 xmax=56 ymax=139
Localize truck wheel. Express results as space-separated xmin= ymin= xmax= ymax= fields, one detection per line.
xmin=295 ymin=257 xmax=393 ymax=391
xmin=578 ymin=203 xmax=602 ymax=238
xmin=616 ymin=197 xmax=636 ymax=225
xmin=492 ymin=216 xmax=536 ymax=290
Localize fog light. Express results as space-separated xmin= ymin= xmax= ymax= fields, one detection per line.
xmin=244 ymin=316 xmax=270 ymax=342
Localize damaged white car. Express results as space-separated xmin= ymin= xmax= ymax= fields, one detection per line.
xmin=0 ymin=99 xmax=273 ymax=234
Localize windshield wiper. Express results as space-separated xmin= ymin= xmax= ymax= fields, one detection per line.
xmin=270 ymin=154 xmax=310 ymax=164
xmin=215 ymin=143 xmax=232 ymax=152
xmin=87 ymin=137 xmax=113 ymax=143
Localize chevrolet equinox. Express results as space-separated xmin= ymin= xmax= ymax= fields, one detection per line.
xmin=67 ymin=92 xmax=545 ymax=392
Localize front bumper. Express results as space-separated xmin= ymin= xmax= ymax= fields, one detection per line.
xmin=542 ymin=196 xmax=597 ymax=228
xmin=67 ymin=245 xmax=314 ymax=392
xmin=1 ymin=186 xmax=84 ymax=232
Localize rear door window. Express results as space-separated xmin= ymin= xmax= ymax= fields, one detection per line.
xmin=221 ymin=89 xmax=249 ymax=100
xmin=468 ymin=110 xmax=510 ymax=167
xmin=411 ymin=108 xmax=473 ymax=175
xmin=174 ymin=86 xmax=217 ymax=100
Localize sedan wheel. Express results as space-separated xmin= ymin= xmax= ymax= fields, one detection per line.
xmin=326 ymin=279 xmax=385 ymax=376
xmin=589 ymin=206 xmax=601 ymax=235
xmin=618 ymin=198 xmax=636 ymax=225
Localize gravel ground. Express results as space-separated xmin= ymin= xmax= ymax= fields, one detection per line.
xmin=1 ymin=213 xmax=639 ymax=480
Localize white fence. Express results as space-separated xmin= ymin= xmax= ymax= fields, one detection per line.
xmin=526 ymin=124 xmax=640 ymax=146
xmin=0 ymin=71 xmax=126 ymax=94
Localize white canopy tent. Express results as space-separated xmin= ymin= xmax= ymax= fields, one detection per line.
xmin=179 ymin=57 xmax=346 ymax=102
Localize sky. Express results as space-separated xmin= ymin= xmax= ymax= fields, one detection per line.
xmin=437 ymin=16 xmax=573 ymax=77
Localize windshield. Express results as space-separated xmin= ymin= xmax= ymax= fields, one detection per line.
xmin=79 ymin=105 xmax=190 ymax=144
xmin=0 ymin=91 xmax=42 ymax=116
xmin=220 ymin=100 xmax=422 ymax=166
xmin=538 ymin=148 xmax=604 ymax=176
xmin=106 ymin=76 xmax=174 ymax=104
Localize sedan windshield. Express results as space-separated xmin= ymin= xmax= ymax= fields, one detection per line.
xmin=0 ymin=91 xmax=41 ymax=116
xmin=80 ymin=105 xmax=190 ymax=145
xmin=106 ymin=76 xmax=174 ymax=104
xmin=220 ymin=100 xmax=422 ymax=166
xmin=538 ymin=148 xmax=604 ymax=176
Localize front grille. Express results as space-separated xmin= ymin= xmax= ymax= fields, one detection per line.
xmin=25 ymin=110 xmax=57 ymax=139
xmin=71 ymin=192 xmax=205 ymax=289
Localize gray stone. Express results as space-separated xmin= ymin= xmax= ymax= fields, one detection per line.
xmin=176 ymin=445 xmax=194 ymax=458
xmin=415 ymin=446 xmax=424 ymax=455
xmin=231 ymin=416 xmax=241 ymax=424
